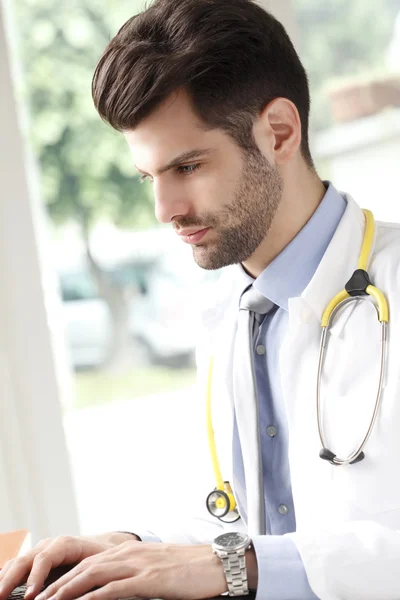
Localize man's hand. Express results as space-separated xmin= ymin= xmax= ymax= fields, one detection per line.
xmin=35 ymin=541 xmax=228 ymax=600
xmin=0 ymin=532 xmax=139 ymax=600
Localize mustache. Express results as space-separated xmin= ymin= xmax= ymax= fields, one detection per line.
xmin=173 ymin=204 xmax=237 ymax=232
xmin=173 ymin=217 xmax=210 ymax=231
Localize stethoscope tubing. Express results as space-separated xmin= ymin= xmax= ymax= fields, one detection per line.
xmin=317 ymin=295 xmax=388 ymax=466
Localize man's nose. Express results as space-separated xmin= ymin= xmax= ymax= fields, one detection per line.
xmin=153 ymin=180 xmax=191 ymax=224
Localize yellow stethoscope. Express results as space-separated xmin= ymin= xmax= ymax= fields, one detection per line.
xmin=206 ymin=209 xmax=390 ymax=522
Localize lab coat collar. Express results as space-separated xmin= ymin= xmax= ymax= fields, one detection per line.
xmin=299 ymin=193 xmax=372 ymax=332
xmin=254 ymin=181 xmax=347 ymax=311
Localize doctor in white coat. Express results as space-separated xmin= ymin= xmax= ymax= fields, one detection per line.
xmin=1 ymin=1 xmax=400 ymax=600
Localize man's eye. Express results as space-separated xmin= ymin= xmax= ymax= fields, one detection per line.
xmin=177 ymin=164 xmax=200 ymax=175
xmin=139 ymin=164 xmax=200 ymax=183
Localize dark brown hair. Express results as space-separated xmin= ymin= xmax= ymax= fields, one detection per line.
xmin=92 ymin=0 xmax=313 ymax=167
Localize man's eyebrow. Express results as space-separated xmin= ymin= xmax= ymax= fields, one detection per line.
xmin=135 ymin=148 xmax=215 ymax=176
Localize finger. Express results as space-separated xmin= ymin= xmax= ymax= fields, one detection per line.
xmin=0 ymin=555 xmax=34 ymax=600
xmin=35 ymin=562 xmax=82 ymax=600
xmin=0 ymin=559 xmax=16 ymax=582
xmin=35 ymin=540 xmax=53 ymax=551
xmin=23 ymin=550 xmax=56 ymax=599
xmin=0 ymin=541 xmax=53 ymax=597
xmin=23 ymin=539 xmax=53 ymax=597
xmin=70 ymin=578 xmax=146 ymax=600
xmin=41 ymin=542 xmax=138 ymax=599
xmin=25 ymin=537 xmax=86 ymax=599
xmin=38 ymin=558 xmax=92 ymax=599
xmin=42 ymin=563 xmax=134 ymax=600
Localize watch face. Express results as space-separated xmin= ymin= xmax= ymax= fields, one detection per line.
xmin=214 ymin=532 xmax=250 ymax=551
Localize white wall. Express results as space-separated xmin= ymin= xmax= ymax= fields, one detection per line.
xmin=313 ymin=109 xmax=400 ymax=223
xmin=0 ymin=0 xmax=79 ymax=541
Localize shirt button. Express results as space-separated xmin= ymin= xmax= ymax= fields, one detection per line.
xmin=266 ymin=425 xmax=277 ymax=437
xmin=278 ymin=504 xmax=289 ymax=516
xmin=256 ymin=344 xmax=266 ymax=355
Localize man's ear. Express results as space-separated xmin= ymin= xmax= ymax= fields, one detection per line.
xmin=253 ymin=97 xmax=302 ymax=165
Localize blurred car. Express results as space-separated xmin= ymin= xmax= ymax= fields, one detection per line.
xmin=59 ymin=253 xmax=220 ymax=370
xmin=59 ymin=267 xmax=113 ymax=369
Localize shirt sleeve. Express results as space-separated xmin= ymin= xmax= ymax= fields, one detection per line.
xmin=251 ymin=535 xmax=319 ymax=600
xmin=131 ymin=531 xmax=162 ymax=543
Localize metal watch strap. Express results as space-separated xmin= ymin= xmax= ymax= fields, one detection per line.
xmin=219 ymin=548 xmax=249 ymax=596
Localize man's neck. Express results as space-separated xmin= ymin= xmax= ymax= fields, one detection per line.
xmin=242 ymin=168 xmax=326 ymax=278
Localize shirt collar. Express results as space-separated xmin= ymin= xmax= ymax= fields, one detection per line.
xmin=236 ymin=181 xmax=347 ymax=311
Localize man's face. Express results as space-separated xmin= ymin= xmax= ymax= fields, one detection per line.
xmin=124 ymin=90 xmax=283 ymax=270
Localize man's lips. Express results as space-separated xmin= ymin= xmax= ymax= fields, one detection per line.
xmin=177 ymin=227 xmax=211 ymax=244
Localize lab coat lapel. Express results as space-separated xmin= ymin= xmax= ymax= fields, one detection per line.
xmin=301 ymin=193 xmax=366 ymax=329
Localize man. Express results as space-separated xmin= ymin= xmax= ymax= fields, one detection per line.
xmin=1 ymin=0 xmax=400 ymax=598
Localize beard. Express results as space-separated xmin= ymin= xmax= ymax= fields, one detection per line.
xmin=176 ymin=146 xmax=284 ymax=270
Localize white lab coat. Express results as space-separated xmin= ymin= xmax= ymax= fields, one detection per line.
xmin=148 ymin=194 xmax=400 ymax=599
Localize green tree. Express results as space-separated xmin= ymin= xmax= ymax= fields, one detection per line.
xmin=15 ymin=0 xmax=155 ymax=369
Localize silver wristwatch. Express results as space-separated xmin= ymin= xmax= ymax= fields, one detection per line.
xmin=212 ymin=532 xmax=252 ymax=596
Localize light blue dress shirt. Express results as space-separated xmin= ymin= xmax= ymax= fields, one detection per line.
xmin=233 ymin=181 xmax=346 ymax=599
xmin=138 ymin=181 xmax=347 ymax=600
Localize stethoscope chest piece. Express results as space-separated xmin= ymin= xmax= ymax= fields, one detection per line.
xmin=206 ymin=482 xmax=240 ymax=523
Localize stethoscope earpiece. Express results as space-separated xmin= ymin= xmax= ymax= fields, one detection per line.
xmin=319 ymin=447 xmax=336 ymax=463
